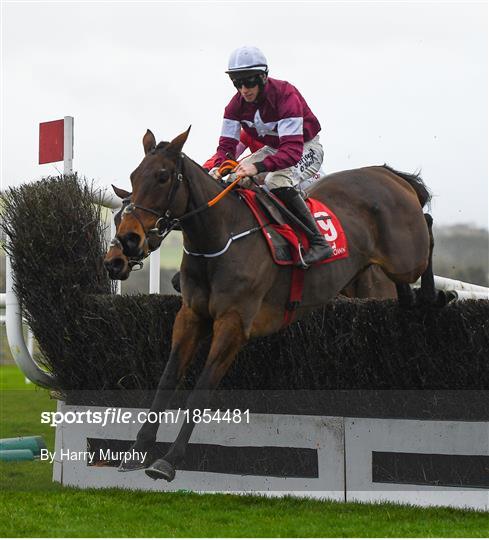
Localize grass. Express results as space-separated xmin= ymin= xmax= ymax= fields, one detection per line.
xmin=0 ymin=365 xmax=488 ymax=537
xmin=0 ymin=321 xmax=43 ymax=365
xmin=158 ymin=231 xmax=184 ymax=269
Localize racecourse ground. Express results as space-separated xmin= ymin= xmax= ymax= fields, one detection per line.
xmin=0 ymin=365 xmax=488 ymax=538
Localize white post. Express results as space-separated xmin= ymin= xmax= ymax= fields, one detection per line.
xmin=27 ymin=329 xmax=34 ymax=356
xmin=25 ymin=329 xmax=34 ymax=384
xmin=63 ymin=116 xmax=74 ymax=175
xmin=149 ymin=249 xmax=161 ymax=294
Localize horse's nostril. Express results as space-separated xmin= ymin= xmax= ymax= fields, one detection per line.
xmin=104 ymin=257 xmax=125 ymax=277
xmin=121 ymin=233 xmax=142 ymax=257
xmin=113 ymin=258 xmax=125 ymax=273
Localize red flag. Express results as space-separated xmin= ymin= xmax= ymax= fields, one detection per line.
xmin=39 ymin=119 xmax=64 ymax=164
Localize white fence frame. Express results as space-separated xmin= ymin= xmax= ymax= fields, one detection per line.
xmin=53 ymin=404 xmax=489 ymax=511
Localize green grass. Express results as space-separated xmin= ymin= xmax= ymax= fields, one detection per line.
xmin=1 ymin=365 xmax=488 ymax=537
xmin=159 ymin=231 xmax=184 ymax=269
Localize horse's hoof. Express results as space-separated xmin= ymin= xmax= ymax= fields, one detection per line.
xmin=118 ymin=444 xmax=152 ymax=472
xmin=414 ymin=288 xmax=450 ymax=308
xmin=441 ymin=290 xmax=456 ymax=306
xmin=145 ymin=459 xmax=176 ymax=482
xmin=118 ymin=456 xmax=147 ymax=472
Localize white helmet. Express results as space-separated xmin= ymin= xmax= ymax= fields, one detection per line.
xmin=226 ymin=46 xmax=268 ymax=75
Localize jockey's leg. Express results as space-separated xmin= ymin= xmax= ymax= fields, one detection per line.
xmin=265 ymin=136 xmax=332 ymax=266
xmin=270 ymin=183 xmax=333 ymax=266
xmin=239 ymin=136 xmax=331 ymax=265
xmin=294 ymin=135 xmax=326 ymax=194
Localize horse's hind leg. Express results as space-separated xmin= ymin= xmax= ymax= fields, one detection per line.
xmin=391 ymin=213 xmax=437 ymax=308
xmin=396 ymin=282 xmax=415 ymax=307
xmin=416 ymin=213 xmax=447 ymax=306
xmin=145 ymin=310 xmax=247 ymax=482
xmin=119 ymin=305 xmax=209 ymax=472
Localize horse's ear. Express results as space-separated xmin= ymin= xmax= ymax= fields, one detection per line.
xmin=143 ymin=129 xmax=156 ymax=155
xmin=112 ymin=184 xmax=131 ymax=199
xmin=166 ymin=126 xmax=191 ymax=158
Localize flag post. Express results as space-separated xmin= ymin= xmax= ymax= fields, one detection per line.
xmin=63 ymin=116 xmax=74 ymax=175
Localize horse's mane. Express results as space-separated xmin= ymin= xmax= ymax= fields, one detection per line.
xmin=186 ymin=155 xmax=222 ymax=179
xmin=153 ymin=141 xmax=224 ymax=192
xmin=382 ymin=164 xmax=432 ymax=208
xmin=174 ymin=150 xmax=226 ymax=192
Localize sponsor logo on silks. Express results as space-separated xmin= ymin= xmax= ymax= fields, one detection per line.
xmin=315 ymin=211 xmax=345 ymax=255
xmin=295 ymin=148 xmax=317 ymax=173
xmin=332 ymin=246 xmax=346 ymax=256
xmin=314 ymin=211 xmax=338 ymax=242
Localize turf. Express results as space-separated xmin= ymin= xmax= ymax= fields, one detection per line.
xmin=0 ymin=365 xmax=488 ymax=537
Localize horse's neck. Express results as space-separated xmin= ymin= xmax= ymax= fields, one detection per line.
xmin=181 ymin=157 xmax=245 ymax=253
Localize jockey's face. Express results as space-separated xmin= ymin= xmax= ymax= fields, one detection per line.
xmin=231 ymin=73 xmax=265 ymax=103
xmin=239 ymin=84 xmax=260 ymax=103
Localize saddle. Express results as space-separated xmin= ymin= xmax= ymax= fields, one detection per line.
xmin=237 ymin=187 xmax=349 ymax=266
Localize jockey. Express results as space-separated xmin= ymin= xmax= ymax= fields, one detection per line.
xmin=211 ymin=45 xmax=332 ymax=265
xmin=205 ymin=128 xmax=325 ymax=191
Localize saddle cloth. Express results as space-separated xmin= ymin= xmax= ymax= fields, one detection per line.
xmin=237 ymin=189 xmax=349 ymax=266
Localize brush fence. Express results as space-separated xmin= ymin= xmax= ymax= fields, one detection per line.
xmin=53 ymin=402 xmax=488 ymax=511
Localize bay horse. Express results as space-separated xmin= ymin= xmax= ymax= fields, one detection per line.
xmin=104 ymin=127 xmax=438 ymax=481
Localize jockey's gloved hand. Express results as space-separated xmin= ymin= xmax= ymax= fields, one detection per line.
xmin=209 ymin=167 xmax=222 ymax=180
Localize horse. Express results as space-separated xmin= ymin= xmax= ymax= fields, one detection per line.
xmin=103 ymin=127 xmax=438 ymax=481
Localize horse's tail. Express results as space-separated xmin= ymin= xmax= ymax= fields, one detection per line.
xmin=382 ymin=164 xmax=432 ymax=209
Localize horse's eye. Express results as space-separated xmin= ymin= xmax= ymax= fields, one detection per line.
xmin=157 ymin=169 xmax=170 ymax=183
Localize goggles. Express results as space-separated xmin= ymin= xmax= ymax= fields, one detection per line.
xmin=231 ymin=75 xmax=262 ymax=90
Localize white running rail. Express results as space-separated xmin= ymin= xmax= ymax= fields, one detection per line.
xmin=414 ymin=276 xmax=489 ymax=301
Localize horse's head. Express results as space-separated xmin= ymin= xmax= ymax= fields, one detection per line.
xmin=104 ymin=127 xmax=190 ymax=280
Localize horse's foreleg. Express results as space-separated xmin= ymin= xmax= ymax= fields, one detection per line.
xmin=145 ymin=310 xmax=247 ymax=482
xmin=119 ymin=305 xmax=209 ymax=472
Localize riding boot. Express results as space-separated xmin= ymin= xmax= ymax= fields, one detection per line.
xmin=271 ymin=187 xmax=334 ymax=266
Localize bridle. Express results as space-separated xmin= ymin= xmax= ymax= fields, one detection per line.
xmin=111 ymin=153 xmax=244 ymax=270
xmin=110 ymin=153 xmax=185 ymax=269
